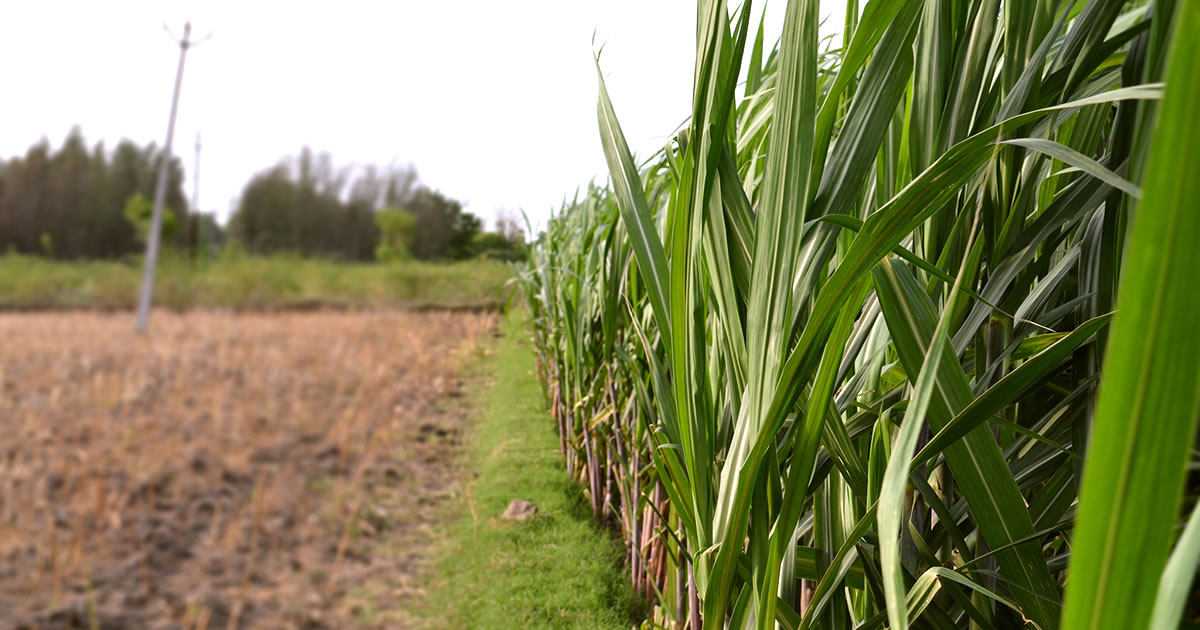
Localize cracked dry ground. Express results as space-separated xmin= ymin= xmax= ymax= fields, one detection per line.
xmin=0 ymin=311 xmax=496 ymax=630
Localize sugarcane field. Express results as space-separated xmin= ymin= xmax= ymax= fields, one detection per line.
xmin=2 ymin=1 xmax=1199 ymax=629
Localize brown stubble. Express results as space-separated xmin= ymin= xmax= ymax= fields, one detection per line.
xmin=0 ymin=310 xmax=494 ymax=629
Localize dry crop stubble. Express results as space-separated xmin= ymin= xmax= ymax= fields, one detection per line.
xmin=0 ymin=310 xmax=494 ymax=630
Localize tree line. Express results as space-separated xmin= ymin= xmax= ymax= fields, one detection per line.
xmin=0 ymin=128 xmax=190 ymax=259
xmin=0 ymin=130 xmax=523 ymax=262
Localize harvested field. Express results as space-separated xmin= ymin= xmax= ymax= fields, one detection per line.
xmin=0 ymin=311 xmax=496 ymax=629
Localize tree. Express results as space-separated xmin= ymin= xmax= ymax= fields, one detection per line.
xmin=406 ymin=188 xmax=481 ymax=260
xmin=470 ymin=231 xmax=525 ymax=261
xmin=494 ymin=208 xmax=527 ymax=248
xmin=374 ymin=207 xmax=417 ymax=261
xmin=123 ymin=192 xmax=179 ymax=243
xmin=446 ymin=211 xmax=482 ymax=260
xmin=227 ymin=149 xmax=406 ymax=261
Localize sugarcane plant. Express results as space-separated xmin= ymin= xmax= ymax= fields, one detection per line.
xmin=514 ymin=0 xmax=1200 ymax=628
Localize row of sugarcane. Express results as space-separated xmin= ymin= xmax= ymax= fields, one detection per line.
xmin=514 ymin=1 xmax=1200 ymax=628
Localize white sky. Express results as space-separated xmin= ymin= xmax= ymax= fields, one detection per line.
xmin=0 ymin=1 xmax=845 ymax=232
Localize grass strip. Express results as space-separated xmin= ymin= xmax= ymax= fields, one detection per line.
xmin=0 ymin=253 xmax=512 ymax=311
xmin=421 ymin=310 xmax=639 ymax=630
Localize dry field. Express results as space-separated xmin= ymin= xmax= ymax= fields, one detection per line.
xmin=0 ymin=311 xmax=496 ymax=629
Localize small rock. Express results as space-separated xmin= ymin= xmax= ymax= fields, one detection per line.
xmin=502 ymin=499 xmax=537 ymax=521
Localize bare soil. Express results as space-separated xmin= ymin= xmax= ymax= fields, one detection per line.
xmin=0 ymin=311 xmax=495 ymax=629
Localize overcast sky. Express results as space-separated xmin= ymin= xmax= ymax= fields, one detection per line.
xmin=1 ymin=1 xmax=846 ymax=232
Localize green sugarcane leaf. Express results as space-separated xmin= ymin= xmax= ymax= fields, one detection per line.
xmin=1149 ymin=505 xmax=1200 ymax=630
xmin=874 ymin=251 xmax=965 ymax=630
xmin=596 ymin=59 xmax=672 ymax=352
xmin=873 ymin=257 xmax=1063 ymax=630
xmin=1001 ymin=138 xmax=1142 ymax=198
xmin=906 ymin=567 xmax=1026 ymax=624
xmin=797 ymin=502 xmax=877 ymax=630
xmin=1062 ymin=4 xmax=1200 ymax=628
xmin=707 ymin=0 xmax=820 ymax=623
xmin=914 ymin=313 xmax=1112 ymax=464
xmin=760 ymin=278 xmax=869 ymax=629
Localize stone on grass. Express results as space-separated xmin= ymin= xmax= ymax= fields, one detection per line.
xmin=502 ymin=499 xmax=537 ymax=521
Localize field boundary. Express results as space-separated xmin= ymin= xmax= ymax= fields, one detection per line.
xmin=418 ymin=309 xmax=640 ymax=629
xmin=0 ymin=254 xmax=513 ymax=312
xmin=0 ymin=301 xmax=505 ymax=314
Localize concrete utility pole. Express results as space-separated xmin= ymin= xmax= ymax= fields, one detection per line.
xmin=135 ymin=21 xmax=208 ymax=332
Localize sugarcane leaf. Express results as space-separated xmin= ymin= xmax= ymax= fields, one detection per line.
xmin=1001 ymin=138 xmax=1142 ymax=198
xmin=595 ymin=59 xmax=672 ymax=351
xmin=914 ymin=313 xmax=1112 ymax=464
xmin=1062 ymin=5 xmax=1200 ymax=628
xmin=874 ymin=251 xmax=965 ymax=630
xmin=873 ymin=257 xmax=1063 ymax=630
xmin=1148 ymin=504 xmax=1200 ymax=630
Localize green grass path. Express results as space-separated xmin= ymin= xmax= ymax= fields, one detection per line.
xmin=422 ymin=310 xmax=638 ymax=629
